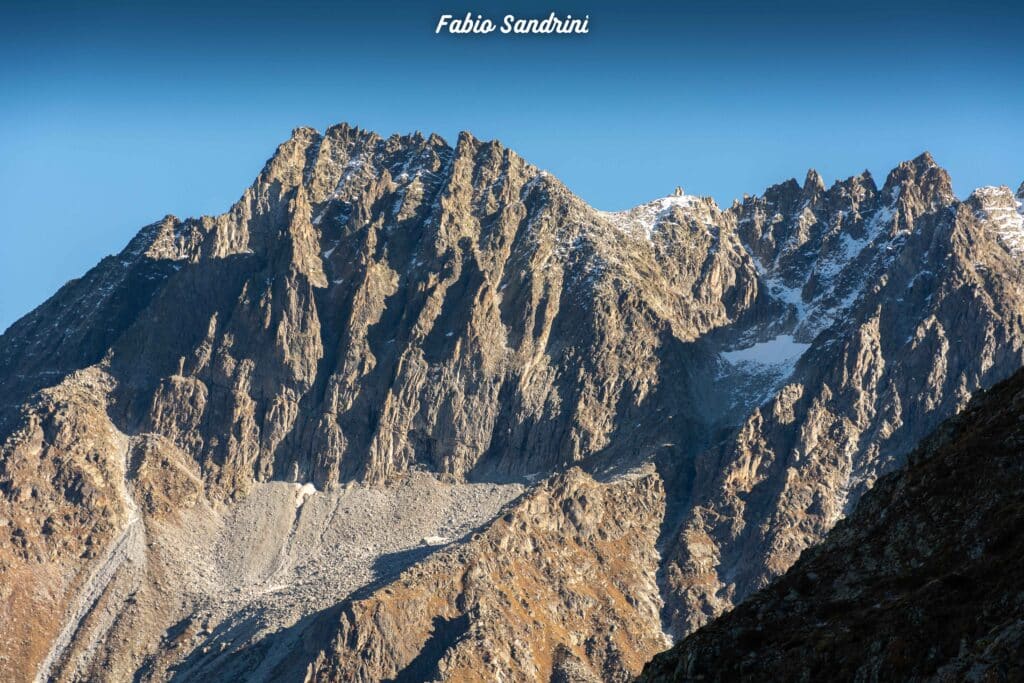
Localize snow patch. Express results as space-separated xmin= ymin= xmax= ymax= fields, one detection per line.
xmin=722 ymin=335 xmax=810 ymax=373
xmin=597 ymin=193 xmax=700 ymax=239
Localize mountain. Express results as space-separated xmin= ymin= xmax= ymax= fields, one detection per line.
xmin=0 ymin=123 xmax=1021 ymax=681
xmin=662 ymin=159 xmax=1024 ymax=634
xmin=639 ymin=366 xmax=1024 ymax=681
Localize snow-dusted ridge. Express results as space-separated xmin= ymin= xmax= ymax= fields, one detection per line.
xmin=596 ymin=191 xmax=705 ymax=238
xmin=973 ymin=185 xmax=1024 ymax=254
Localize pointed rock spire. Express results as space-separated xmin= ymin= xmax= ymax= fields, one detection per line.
xmin=913 ymin=150 xmax=937 ymax=166
xmin=882 ymin=151 xmax=954 ymax=209
xmin=803 ymin=169 xmax=825 ymax=193
xmin=857 ymin=169 xmax=878 ymax=193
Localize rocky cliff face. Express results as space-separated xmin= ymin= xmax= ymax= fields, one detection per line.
xmin=1 ymin=124 xmax=757 ymax=498
xmin=662 ymin=155 xmax=1024 ymax=634
xmin=640 ymin=367 xmax=1024 ymax=682
xmin=0 ymin=123 xmax=1021 ymax=681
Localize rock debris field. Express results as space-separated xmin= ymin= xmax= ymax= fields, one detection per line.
xmin=135 ymin=473 xmax=525 ymax=679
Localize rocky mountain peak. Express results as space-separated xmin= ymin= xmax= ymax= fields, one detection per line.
xmin=289 ymin=125 xmax=319 ymax=141
xmin=835 ymin=169 xmax=876 ymax=193
xmin=820 ymin=171 xmax=878 ymax=213
xmin=761 ymin=176 xmax=803 ymax=209
xmin=802 ymin=168 xmax=825 ymax=194
xmin=880 ymin=151 xmax=955 ymax=229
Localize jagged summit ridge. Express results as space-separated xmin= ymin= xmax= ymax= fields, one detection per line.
xmin=1 ymin=122 xmax=1016 ymax=504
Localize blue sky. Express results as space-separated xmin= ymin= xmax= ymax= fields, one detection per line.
xmin=2 ymin=0 xmax=1022 ymax=331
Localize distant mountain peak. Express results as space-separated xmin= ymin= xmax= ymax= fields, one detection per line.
xmin=883 ymin=150 xmax=953 ymax=197
xmin=802 ymin=168 xmax=825 ymax=193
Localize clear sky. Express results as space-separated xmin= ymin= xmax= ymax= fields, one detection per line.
xmin=2 ymin=0 xmax=1022 ymax=332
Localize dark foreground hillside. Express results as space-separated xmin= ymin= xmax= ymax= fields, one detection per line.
xmin=640 ymin=369 xmax=1024 ymax=681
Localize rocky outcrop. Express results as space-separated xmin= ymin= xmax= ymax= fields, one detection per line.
xmin=303 ymin=467 xmax=667 ymax=683
xmin=640 ymin=367 xmax=1024 ymax=682
xmin=1 ymin=122 xmax=1023 ymax=681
